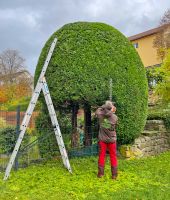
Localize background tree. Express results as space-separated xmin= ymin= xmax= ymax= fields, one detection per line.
xmin=0 ymin=86 xmax=8 ymax=103
xmin=153 ymin=9 xmax=170 ymax=60
xmin=155 ymin=50 xmax=170 ymax=102
xmin=35 ymin=22 xmax=148 ymax=157
xmin=0 ymin=49 xmax=33 ymax=103
xmin=0 ymin=49 xmax=26 ymax=83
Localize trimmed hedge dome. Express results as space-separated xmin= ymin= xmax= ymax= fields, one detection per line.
xmin=35 ymin=22 xmax=148 ymax=144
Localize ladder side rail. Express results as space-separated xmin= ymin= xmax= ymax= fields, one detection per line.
xmin=3 ymin=38 xmax=57 ymax=181
xmin=41 ymin=84 xmax=66 ymax=165
xmin=41 ymin=80 xmax=67 ymax=162
xmin=42 ymin=79 xmax=72 ymax=173
xmin=3 ymin=83 xmax=43 ymax=181
xmin=21 ymin=37 xmax=57 ymax=127
xmin=38 ymin=38 xmax=57 ymax=80
xmin=20 ymin=82 xmax=42 ymax=128
xmin=41 ymin=78 xmax=62 ymax=138
xmin=41 ymin=81 xmax=69 ymax=168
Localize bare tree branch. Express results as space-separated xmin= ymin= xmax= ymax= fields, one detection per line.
xmin=153 ymin=9 xmax=170 ymax=60
xmin=160 ymin=9 xmax=170 ymax=25
xmin=0 ymin=49 xmax=26 ymax=84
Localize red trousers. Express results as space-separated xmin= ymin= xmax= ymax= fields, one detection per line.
xmin=98 ymin=141 xmax=118 ymax=167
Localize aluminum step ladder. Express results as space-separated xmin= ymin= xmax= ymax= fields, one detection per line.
xmin=4 ymin=38 xmax=72 ymax=180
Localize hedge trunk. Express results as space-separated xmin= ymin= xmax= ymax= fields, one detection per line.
xmin=71 ymin=103 xmax=79 ymax=147
xmin=84 ymin=103 xmax=92 ymax=146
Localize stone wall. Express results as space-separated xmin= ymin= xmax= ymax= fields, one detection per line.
xmin=119 ymin=120 xmax=170 ymax=159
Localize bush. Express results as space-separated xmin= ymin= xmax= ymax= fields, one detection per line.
xmin=7 ymin=98 xmax=30 ymax=111
xmin=146 ymin=67 xmax=163 ymax=89
xmin=35 ymin=113 xmax=60 ymax=158
xmin=35 ymin=111 xmax=72 ymax=158
xmin=0 ymin=127 xmax=29 ymax=154
xmin=2 ymin=97 xmax=42 ymax=111
xmin=147 ymin=110 xmax=170 ymax=130
xmin=0 ymin=117 xmax=7 ymax=128
xmin=35 ymin=22 xmax=148 ymax=145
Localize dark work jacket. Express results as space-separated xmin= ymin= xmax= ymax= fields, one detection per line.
xmin=95 ymin=105 xmax=118 ymax=143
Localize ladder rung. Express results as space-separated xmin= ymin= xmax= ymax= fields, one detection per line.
xmin=54 ymin=134 xmax=62 ymax=138
xmin=50 ymin=114 xmax=56 ymax=117
xmin=47 ymin=104 xmax=53 ymax=107
xmin=54 ymin=126 xmax=59 ymax=130
xmin=22 ymin=124 xmax=27 ymax=127
xmin=58 ymin=144 xmax=65 ymax=148
xmin=49 ymin=112 xmax=56 ymax=115
xmin=53 ymin=134 xmax=60 ymax=137
xmin=58 ymin=135 xmax=62 ymax=138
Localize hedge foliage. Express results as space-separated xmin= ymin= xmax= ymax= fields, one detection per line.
xmin=146 ymin=67 xmax=163 ymax=89
xmin=0 ymin=97 xmax=42 ymax=111
xmin=0 ymin=127 xmax=29 ymax=154
xmin=35 ymin=111 xmax=72 ymax=158
xmin=147 ymin=104 xmax=170 ymax=130
xmin=35 ymin=22 xmax=148 ymax=144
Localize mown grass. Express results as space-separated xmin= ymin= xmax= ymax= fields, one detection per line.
xmin=0 ymin=151 xmax=170 ymax=200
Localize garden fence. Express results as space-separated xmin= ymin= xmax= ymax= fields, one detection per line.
xmin=0 ymin=108 xmax=99 ymax=172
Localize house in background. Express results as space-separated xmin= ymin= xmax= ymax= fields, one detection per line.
xmin=128 ymin=26 xmax=163 ymax=68
xmin=0 ymin=70 xmax=33 ymax=88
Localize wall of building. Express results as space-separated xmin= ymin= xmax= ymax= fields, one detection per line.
xmin=131 ymin=34 xmax=162 ymax=67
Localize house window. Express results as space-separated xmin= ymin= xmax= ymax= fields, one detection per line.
xmin=133 ymin=43 xmax=138 ymax=48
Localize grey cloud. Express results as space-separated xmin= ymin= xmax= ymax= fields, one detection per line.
xmin=0 ymin=0 xmax=170 ymax=74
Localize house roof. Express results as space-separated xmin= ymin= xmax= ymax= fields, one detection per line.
xmin=128 ymin=25 xmax=165 ymax=41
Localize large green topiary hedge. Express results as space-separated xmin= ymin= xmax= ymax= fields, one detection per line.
xmin=35 ymin=22 xmax=148 ymax=145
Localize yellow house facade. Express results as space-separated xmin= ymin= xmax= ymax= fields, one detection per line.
xmin=128 ymin=26 xmax=162 ymax=68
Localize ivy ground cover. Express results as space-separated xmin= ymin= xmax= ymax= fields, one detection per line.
xmin=0 ymin=151 xmax=170 ymax=200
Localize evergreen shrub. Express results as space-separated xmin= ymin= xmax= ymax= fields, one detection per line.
xmin=35 ymin=22 xmax=148 ymax=146
xmin=0 ymin=127 xmax=29 ymax=154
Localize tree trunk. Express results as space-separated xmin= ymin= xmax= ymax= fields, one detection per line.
xmin=71 ymin=103 xmax=79 ymax=147
xmin=84 ymin=102 xmax=92 ymax=146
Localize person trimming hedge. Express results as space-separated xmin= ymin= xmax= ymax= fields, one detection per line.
xmin=95 ymin=101 xmax=118 ymax=179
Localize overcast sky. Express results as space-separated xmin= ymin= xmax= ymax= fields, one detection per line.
xmin=0 ymin=0 xmax=170 ymax=75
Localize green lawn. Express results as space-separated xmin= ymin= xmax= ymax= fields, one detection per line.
xmin=0 ymin=151 xmax=170 ymax=200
